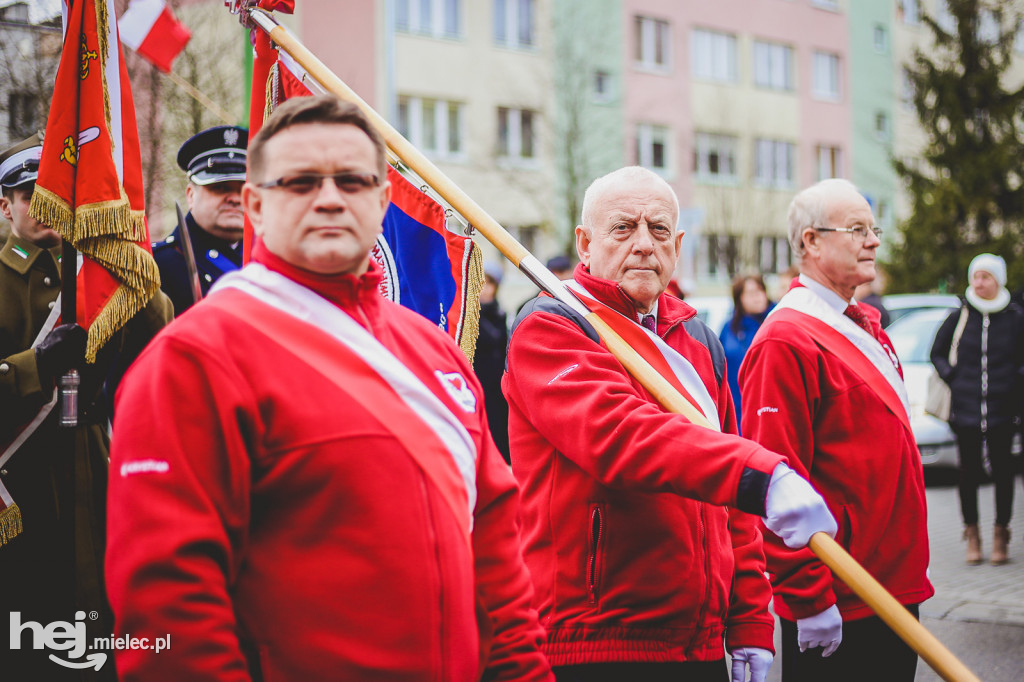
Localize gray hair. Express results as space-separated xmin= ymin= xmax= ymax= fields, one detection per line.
xmin=580 ymin=166 xmax=680 ymax=234
xmin=787 ymin=178 xmax=863 ymax=259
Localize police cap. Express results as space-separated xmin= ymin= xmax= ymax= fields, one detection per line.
xmin=177 ymin=125 xmax=248 ymax=186
xmin=0 ymin=132 xmax=44 ymax=190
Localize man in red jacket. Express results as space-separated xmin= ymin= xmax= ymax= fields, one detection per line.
xmin=503 ymin=166 xmax=836 ymax=682
xmin=739 ymin=179 xmax=934 ymax=682
xmin=106 ymin=95 xmax=552 ymax=682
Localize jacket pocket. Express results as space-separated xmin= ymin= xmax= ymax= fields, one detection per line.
xmin=586 ymin=503 xmax=605 ymax=605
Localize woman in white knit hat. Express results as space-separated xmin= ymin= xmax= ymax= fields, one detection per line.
xmin=931 ymin=253 xmax=1024 ymax=565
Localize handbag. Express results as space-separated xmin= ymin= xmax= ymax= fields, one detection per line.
xmin=925 ymin=306 xmax=969 ymax=420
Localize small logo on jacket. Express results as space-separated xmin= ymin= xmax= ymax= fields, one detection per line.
xmin=435 ymin=371 xmax=476 ymax=412
xmin=756 ymin=406 xmax=779 ymax=416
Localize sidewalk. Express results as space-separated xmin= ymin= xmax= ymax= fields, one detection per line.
xmin=922 ymin=480 xmax=1024 ymax=626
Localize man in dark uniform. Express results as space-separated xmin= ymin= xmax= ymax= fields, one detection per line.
xmin=0 ymin=134 xmax=172 ymax=678
xmin=153 ymin=124 xmax=248 ymax=315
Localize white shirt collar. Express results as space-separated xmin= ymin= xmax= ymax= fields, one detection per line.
xmin=637 ymin=301 xmax=659 ymax=325
xmin=798 ymin=273 xmax=854 ymax=315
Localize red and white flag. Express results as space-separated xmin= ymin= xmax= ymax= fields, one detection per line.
xmin=118 ymin=0 xmax=190 ymax=73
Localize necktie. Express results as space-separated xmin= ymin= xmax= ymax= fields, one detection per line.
xmin=640 ymin=314 xmax=657 ymax=333
xmin=844 ymin=304 xmax=874 ymax=337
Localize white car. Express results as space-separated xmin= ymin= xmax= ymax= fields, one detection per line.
xmin=882 ymin=293 xmax=960 ymax=326
xmin=886 ymin=308 xmax=960 ymax=469
xmin=686 ymin=295 xmax=732 ymax=336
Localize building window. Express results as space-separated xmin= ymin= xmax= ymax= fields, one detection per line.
xmin=701 ymin=234 xmax=739 ymax=278
xmin=899 ymin=0 xmax=919 ymax=26
xmin=635 ymin=16 xmax=670 ymax=70
xmin=812 ymin=50 xmax=841 ymax=100
xmin=635 ymin=123 xmax=669 ymax=173
xmin=497 ymin=107 xmax=536 ymax=160
xmin=694 ymin=133 xmax=738 ymax=182
xmin=494 ymin=0 xmax=535 ymax=48
xmin=873 ymin=24 xmax=888 ymax=52
xmin=753 ymin=40 xmax=794 ymax=90
xmin=901 ymin=67 xmax=915 ymax=110
xmin=753 ymin=139 xmax=795 ymax=188
xmin=758 ymin=236 xmax=791 ymax=274
xmin=692 ymin=28 xmax=737 ymax=83
xmin=875 ymin=111 xmax=890 ymax=141
xmin=816 ymin=145 xmax=843 ymax=180
xmin=397 ymin=96 xmax=465 ymax=159
xmin=8 ymin=92 xmax=38 ymax=139
xmin=593 ymin=70 xmax=612 ymax=102
xmin=514 ymin=224 xmax=539 ymax=253
xmin=876 ymin=200 xmax=890 ymax=229
xmin=395 ymin=0 xmax=461 ymax=38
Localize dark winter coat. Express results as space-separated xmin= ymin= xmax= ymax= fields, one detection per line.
xmin=930 ymin=299 xmax=1024 ymax=430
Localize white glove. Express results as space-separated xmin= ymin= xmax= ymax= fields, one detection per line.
xmin=797 ymin=604 xmax=843 ymax=657
xmin=762 ymin=463 xmax=837 ymax=548
xmin=730 ymin=646 xmax=773 ymax=682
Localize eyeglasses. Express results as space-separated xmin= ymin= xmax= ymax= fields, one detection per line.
xmin=812 ymin=224 xmax=883 ymax=241
xmin=256 ymin=171 xmax=380 ymax=195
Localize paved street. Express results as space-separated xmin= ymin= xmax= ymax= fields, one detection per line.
xmin=759 ymin=479 xmax=1024 ymax=682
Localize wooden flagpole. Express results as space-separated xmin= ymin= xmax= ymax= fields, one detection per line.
xmin=244 ymin=10 xmax=977 ymax=681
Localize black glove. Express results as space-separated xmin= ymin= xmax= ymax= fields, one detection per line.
xmin=35 ymin=323 xmax=87 ymax=383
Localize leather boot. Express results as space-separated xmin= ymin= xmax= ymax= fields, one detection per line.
xmin=964 ymin=525 xmax=983 ymax=565
xmin=991 ymin=525 xmax=1010 ymax=565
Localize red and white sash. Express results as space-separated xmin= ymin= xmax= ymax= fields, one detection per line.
xmin=565 ymin=280 xmax=721 ymax=431
xmin=771 ymin=287 xmax=911 ymax=425
xmin=212 ymin=264 xmax=478 ymax=535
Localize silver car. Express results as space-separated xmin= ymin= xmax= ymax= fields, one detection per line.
xmin=886 ymin=307 xmax=960 ymax=470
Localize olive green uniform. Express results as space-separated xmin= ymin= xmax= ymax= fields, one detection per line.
xmin=0 ymin=234 xmax=172 ymax=679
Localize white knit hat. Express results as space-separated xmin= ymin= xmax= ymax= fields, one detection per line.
xmin=968 ymin=253 xmax=1007 ymax=287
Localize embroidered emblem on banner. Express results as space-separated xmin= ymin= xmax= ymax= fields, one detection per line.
xmin=435 ymin=370 xmax=476 ymax=412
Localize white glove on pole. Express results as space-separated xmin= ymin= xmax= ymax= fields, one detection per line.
xmin=730 ymin=646 xmax=773 ymax=682
xmin=797 ymin=604 xmax=843 ymax=656
xmin=762 ymin=463 xmax=837 ymax=548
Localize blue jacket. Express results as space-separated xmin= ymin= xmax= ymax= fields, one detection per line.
xmin=719 ymin=304 xmax=774 ymax=431
xmin=152 ymin=211 xmax=242 ymax=316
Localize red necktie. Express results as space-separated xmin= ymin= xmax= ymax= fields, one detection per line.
xmin=641 ymin=315 xmax=657 ymax=333
xmin=844 ymin=304 xmax=874 ymax=337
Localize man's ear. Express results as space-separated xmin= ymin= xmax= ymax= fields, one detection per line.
xmin=0 ymin=195 xmax=11 ymax=222
xmin=241 ymin=183 xmax=262 ymax=236
xmin=800 ymin=227 xmax=819 ymax=258
xmin=575 ymin=225 xmax=591 ymax=268
xmin=185 ymin=183 xmax=196 ymax=211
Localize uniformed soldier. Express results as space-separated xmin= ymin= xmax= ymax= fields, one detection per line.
xmin=154 ymin=124 xmax=248 ymax=315
xmin=0 ymin=134 xmax=172 ymax=678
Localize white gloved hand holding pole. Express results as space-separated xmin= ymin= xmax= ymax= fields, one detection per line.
xmin=729 ymin=646 xmax=773 ymax=682
xmin=762 ymin=463 xmax=837 ymax=548
xmin=796 ymin=604 xmax=843 ymax=657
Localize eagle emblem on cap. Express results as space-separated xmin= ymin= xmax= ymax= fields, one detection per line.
xmin=224 ymin=128 xmax=240 ymax=146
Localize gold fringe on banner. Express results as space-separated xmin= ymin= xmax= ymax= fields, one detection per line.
xmin=0 ymin=504 xmax=23 ymax=547
xmin=458 ymin=244 xmax=483 ymax=363
xmin=265 ymin=62 xmax=279 ymax=121
xmin=30 ymin=185 xmax=160 ymax=362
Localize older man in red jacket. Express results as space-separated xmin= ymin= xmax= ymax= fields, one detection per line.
xmin=106 ymin=95 xmax=552 ymax=682
xmin=503 ymin=166 xmax=836 ymax=682
xmin=740 ymin=179 xmax=933 ymax=682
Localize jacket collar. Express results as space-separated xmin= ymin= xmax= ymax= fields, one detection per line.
xmin=573 ymin=263 xmax=697 ymax=328
xmin=1 ymin=234 xmax=61 ymax=276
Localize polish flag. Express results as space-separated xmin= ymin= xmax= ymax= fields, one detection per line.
xmin=118 ymin=0 xmax=191 ymax=73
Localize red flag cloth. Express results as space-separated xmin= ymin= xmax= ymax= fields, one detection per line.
xmin=118 ymin=0 xmax=191 ymax=74
xmin=29 ymin=0 xmax=160 ymax=362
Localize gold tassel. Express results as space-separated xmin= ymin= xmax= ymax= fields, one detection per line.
xmin=265 ymin=62 xmax=280 ymax=121
xmin=459 ymin=244 xmax=484 ymax=363
xmin=0 ymin=504 xmax=24 ymax=547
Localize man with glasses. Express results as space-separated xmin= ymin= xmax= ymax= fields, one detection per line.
xmin=739 ymin=179 xmax=933 ymax=682
xmin=105 ymin=95 xmax=553 ymax=681
xmin=154 ymin=125 xmax=248 ymax=315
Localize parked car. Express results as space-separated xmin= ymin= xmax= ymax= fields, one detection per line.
xmin=882 ymin=293 xmax=959 ymax=326
xmin=686 ymin=295 xmax=731 ymax=335
xmin=886 ymin=308 xmax=961 ymax=469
